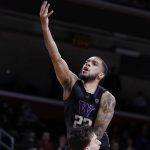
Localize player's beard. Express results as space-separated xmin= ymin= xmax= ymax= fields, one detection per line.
xmin=78 ymin=72 xmax=98 ymax=82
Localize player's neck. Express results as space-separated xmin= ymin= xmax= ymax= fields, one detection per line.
xmin=83 ymin=80 xmax=99 ymax=94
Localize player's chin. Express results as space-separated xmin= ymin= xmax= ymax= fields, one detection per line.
xmin=82 ymin=71 xmax=89 ymax=76
xmin=82 ymin=73 xmax=88 ymax=76
xmin=78 ymin=73 xmax=87 ymax=80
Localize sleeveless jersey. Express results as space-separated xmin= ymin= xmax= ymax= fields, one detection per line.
xmin=64 ymin=79 xmax=106 ymax=138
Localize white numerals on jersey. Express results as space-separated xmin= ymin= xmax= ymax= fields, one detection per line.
xmin=73 ymin=114 xmax=92 ymax=128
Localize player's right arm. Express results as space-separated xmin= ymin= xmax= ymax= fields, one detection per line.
xmin=39 ymin=1 xmax=77 ymax=90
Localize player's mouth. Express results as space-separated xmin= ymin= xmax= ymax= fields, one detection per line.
xmin=83 ymin=66 xmax=89 ymax=73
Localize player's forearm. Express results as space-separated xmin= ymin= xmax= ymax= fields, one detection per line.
xmin=94 ymin=124 xmax=108 ymax=140
xmin=42 ymin=26 xmax=61 ymax=60
xmin=94 ymin=109 xmax=115 ymax=140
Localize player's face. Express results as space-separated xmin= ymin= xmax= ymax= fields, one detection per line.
xmin=79 ymin=57 xmax=104 ymax=81
xmin=86 ymin=133 xmax=101 ymax=150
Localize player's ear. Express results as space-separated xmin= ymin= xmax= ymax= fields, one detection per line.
xmin=98 ymin=72 xmax=104 ymax=80
xmin=85 ymin=146 xmax=90 ymax=150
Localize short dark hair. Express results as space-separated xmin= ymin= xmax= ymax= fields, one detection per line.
xmin=68 ymin=126 xmax=94 ymax=150
xmin=96 ymin=56 xmax=108 ymax=77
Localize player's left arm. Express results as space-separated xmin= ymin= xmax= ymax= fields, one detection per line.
xmin=94 ymin=91 xmax=116 ymax=140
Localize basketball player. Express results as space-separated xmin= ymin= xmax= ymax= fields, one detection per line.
xmin=39 ymin=1 xmax=116 ymax=149
xmin=69 ymin=126 xmax=101 ymax=150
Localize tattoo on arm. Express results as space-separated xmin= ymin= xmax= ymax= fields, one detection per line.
xmin=94 ymin=93 xmax=116 ymax=140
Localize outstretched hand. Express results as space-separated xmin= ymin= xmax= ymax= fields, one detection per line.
xmin=39 ymin=1 xmax=54 ymax=27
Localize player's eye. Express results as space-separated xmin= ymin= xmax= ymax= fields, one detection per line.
xmin=93 ymin=61 xmax=97 ymax=66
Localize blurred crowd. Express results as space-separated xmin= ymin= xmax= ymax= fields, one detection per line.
xmin=0 ymin=99 xmax=150 ymax=150
xmin=0 ymin=66 xmax=150 ymax=150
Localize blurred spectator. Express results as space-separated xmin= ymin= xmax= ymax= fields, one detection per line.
xmin=37 ymin=131 xmax=54 ymax=150
xmin=111 ymin=141 xmax=120 ymax=150
xmin=17 ymin=131 xmax=37 ymax=150
xmin=17 ymin=102 xmax=44 ymax=130
xmin=125 ymin=137 xmax=136 ymax=150
xmin=57 ymin=135 xmax=67 ymax=150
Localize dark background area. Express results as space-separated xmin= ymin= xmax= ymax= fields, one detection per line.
xmin=1 ymin=0 xmax=150 ymax=39
xmin=0 ymin=1 xmax=150 ymax=150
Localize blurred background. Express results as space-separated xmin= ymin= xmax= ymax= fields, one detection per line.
xmin=0 ymin=0 xmax=150 ymax=149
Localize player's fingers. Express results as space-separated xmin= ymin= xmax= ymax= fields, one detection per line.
xmin=40 ymin=1 xmax=48 ymax=15
xmin=46 ymin=3 xmax=50 ymax=10
xmin=48 ymin=10 xmax=54 ymax=17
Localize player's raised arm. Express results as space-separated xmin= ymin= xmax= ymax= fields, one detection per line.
xmin=39 ymin=1 xmax=77 ymax=89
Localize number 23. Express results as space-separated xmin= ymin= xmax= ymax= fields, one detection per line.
xmin=73 ymin=114 xmax=92 ymax=128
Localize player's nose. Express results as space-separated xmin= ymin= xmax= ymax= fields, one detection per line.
xmin=85 ymin=62 xmax=91 ymax=67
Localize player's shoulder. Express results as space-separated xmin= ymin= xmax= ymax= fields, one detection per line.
xmin=101 ymin=90 xmax=116 ymax=103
